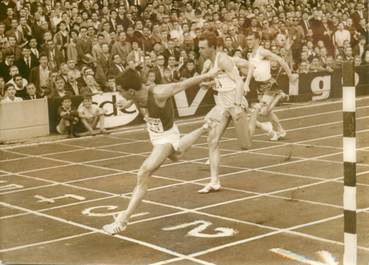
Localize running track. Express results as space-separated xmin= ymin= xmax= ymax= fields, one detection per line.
xmin=1 ymin=96 xmax=369 ymax=265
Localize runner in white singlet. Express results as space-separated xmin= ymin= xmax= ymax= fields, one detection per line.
xmin=244 ymin=32 xmax=298 ymax=141
xmin=197 ymin=32 xmax=260 ymax=194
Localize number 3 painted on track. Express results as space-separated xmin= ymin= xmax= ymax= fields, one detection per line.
xmin=162 ymin=220 xmax=238 ymax=238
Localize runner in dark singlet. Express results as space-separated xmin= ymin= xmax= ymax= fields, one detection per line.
xmin=102 ymin=68 xmax=220 ymax=235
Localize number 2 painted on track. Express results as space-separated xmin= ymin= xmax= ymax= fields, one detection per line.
xmin=162 ymin=220 xmax=238 ymax=238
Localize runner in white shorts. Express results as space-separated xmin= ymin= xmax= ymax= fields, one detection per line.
xmin=244 ymin=32 xmax=298 ymax=141
xmin=102 ymin=68 xmax=220 ymax=235
xmin=197 ymin=31 xmax=261 ymax=194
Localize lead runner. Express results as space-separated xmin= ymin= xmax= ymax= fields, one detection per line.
xmin=196 ymin=32 xmax=260 ymax=193
xmin=102 ymin=68 xmax=219 ymax=235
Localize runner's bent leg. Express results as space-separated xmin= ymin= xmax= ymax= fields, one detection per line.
xmin=267 ymin=111 xmax=285 ymax=133
xmin=248 ymin=104 xmax=261 ymax=138
xmin=230 ymin=106 xmax=251 ymax=149
xmin=266 ymin=91 xmax=289 ymax=113
xmin=169 ymin=124 xmax=209 ymax=161
xmin=103 ymin=144 xmax=173 ymax=234
xmin=259 ymin=94 xmax=285 ymax=135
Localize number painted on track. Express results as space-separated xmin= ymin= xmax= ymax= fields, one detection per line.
xmin=162 ymin=220 xmax=238 ymax=238
xmin=81 ymin=205 xmax=149 ymax=219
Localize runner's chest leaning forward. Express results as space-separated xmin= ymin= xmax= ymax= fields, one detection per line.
xmin=144 ymin=90 xmax=175 ymax=133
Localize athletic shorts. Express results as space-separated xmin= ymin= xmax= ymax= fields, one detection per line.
xmin=148 ymin=123 xmax=181 ymax=151
xmin=205 ymin=105 xmax=231 ymax=124
xmin=255 ymin=78 xmax=281 ymax=96
xmin=206 ymin=104 xmax=251 ymax=127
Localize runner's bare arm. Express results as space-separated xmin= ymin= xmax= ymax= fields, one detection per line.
xmin=261 ymin=48 xmax=293 ymax=78
xmin=217 ymin=53 xmax=244 ymax=105
xmin=154 ymin=69 xmax=219 ymax=102
xmin=243 ymin=63 xmax=255 ymax=94
xmin=232 ymin=56 xmax=249 ymax=69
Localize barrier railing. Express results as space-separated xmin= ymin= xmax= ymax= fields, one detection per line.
xmin=0 ymin=98 xmax=49 ymax=141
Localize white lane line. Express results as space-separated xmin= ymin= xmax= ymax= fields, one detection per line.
xmin=0 ymin=96 xmax=368 ymax=260
xmin=2 ymin=170 xmax=369 ymax=262
xmin=149 ymin=257 xmax=185 ymax=265
xmin=2 ymin=129 xmax=369 ymax=223
xmin=2 ymin=142 xmax=368 ymax=230
xmin=0 ymin=201 xmax=215 ymax=265
xmin=2 ymin=111 xmax=369 ymax=179
xmin=0 ymin=195 xmax=117 ymax=220
xmin=186 ymin=207 xmax=369 ymax=259
xmin=0 ymin=232 xmax=95 ymax=252
xmin=0 ymin=171 xmax=127 ymax=196
xmin=253 ymin=139 xmax=343 ymax=150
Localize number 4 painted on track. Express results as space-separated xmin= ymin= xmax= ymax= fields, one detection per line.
xmin=162 ymin=220 xmax=238 ymax=238
xmin=270 ymin=248 xmax=338 ymax=265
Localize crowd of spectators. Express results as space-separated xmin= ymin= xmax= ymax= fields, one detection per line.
xmin=0 ymin=0 xmax=368 ymax=133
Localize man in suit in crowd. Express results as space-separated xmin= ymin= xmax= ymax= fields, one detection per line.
xmin=23 ymin=83 xmax=42 ymax=100
xmin=6 ymin=18 xmax=26 ymax=46
xmin=108 ymin=54 xmax=126 ymax=77
xmin=0 ymin=52 xmax=15 ymax=82
xmin=16 ymin=46 xmax=38 ymax=79
xmin=44 ymin=39 xmax=65 ymax=70
xmin=29 ymin=54 xmax=50 ymax=91
xmin=29 ymin=38 xmax=41 ymax=61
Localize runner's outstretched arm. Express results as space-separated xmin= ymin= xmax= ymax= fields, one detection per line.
xmin=262 ymin=49 xmax=294 ymax=79
xmin=154 ymin=69 xmax=219 ymax=102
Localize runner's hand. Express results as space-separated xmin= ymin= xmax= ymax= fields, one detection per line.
xmin=206 ymin=68 xmax=222 ymax=79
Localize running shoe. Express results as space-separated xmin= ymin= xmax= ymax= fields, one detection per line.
xmin=278 ymin=130 xmax=287 ymax=138
xmin=198 ymin=182 xmax=221 ymax=193
xmin=279 ymin=92 xmax=290 ymax=101
xmin=270 ymin=131 xmax=281 ymax=141
xmin=102 ymin=221 xmax=127 ymax=235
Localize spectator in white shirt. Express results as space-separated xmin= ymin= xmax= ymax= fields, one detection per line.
xmin=8 ymin=73 xmax=28 ymax=98
xmin=78 ymin=94 xmax=107 ymax=135
xmin=334 ymin=22 xmax=351 ymax=52
xmin=1 ymin=83 xmax=23 ymax=103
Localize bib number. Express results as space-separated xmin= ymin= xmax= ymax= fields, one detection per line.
xmin=146 ymin=117 xmax=164 ymax=133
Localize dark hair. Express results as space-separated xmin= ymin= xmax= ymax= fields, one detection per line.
xmin=61 ymin=95 xmax=72 ymax=102
xmin=5 ymin=83 xmax=15 ymax=91
xmin=246 ymin=31 xmax=260 ymax=40
xmin=83 ymin=94 xmax=93 ymax=100
xmin=55 ymin=75 xmax=65 ymax=82
xmin=13 ymin=74 xmax=22 ymax=80
xmin=198 ymin=31 xmax=218 ymax=48
xmin=39 ymin=53 xmax=48 ymax=60
xmin=116 ymin=69 xmax=143 ymax=91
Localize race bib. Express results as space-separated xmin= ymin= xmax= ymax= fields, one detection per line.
xmin=145 ymin=117 xmax=164 ymax=133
